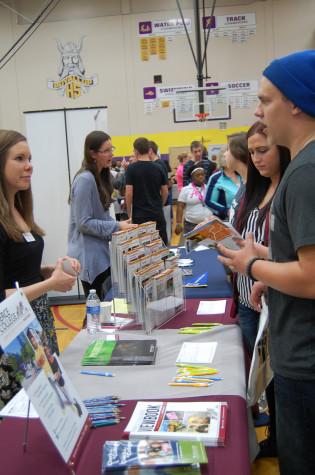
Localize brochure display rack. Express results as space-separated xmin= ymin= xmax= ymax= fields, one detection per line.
xmin=110 ymin=222 xmax=185 ymax=333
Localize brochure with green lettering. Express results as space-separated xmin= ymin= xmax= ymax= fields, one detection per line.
xmin=81 ymin=339 xmax=157 ymax=366
xmin=102 ymin=439 xmax=207 ymax=473
xmin=104 ymin=465 xmax=202 ymax=475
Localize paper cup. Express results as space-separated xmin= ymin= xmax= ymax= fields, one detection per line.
xmin=100 ymin=301 xmax=112 ymax=324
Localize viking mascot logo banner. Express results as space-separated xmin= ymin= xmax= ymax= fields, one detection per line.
xmin=48 ymin=38 xmax=97 ymax=99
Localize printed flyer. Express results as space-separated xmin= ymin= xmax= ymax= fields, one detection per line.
xmin=0 ymin=291 xmax=88 ymax=463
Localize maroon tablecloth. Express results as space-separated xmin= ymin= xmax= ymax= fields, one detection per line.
xmin=0 ymin=395 xmax=250 ymax=475
xmin=159 ymin=298 xmax=237 ymax=328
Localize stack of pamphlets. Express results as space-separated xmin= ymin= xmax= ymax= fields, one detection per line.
xmin=101 ymin=439 xmax=208 ymax=474
xmin=176 ymin=342 xmax=218 ymax=365
xmin=111 ymin=222 xmax=185 ymax=333
xmin=81 ymin=339 xmax=157 ymax=366
xmin=184 ymin=217 xmax=242 ymax=253
xmin=124 ymin=401 xmax=228 ymax=447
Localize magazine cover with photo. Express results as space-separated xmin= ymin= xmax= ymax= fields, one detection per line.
xmin=4 ymin=320 xmax=49 ymax=390
xmin=161 ymin=411 xmax=211 ymax=434
xmin=124 ymin=401 xmax=228 ymax=447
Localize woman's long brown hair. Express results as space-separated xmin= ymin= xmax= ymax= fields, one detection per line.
xmin=0 ymin=129 xmax=44 ymax=241
xmin=70 ymin=130 xmax=113 ymax=210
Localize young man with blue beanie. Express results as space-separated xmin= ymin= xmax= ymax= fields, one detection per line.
xmin=217 ymin=50 xmax=315 ymax=475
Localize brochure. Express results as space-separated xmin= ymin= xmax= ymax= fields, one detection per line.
xmin=184 ymin=217 xmax=241 ymax=252
xmin=196 ymin=300 xmax=226 ymax=315
xmin=102 ymin=439 xmax=207 ymax=472
xmin=0 ymin=291 xmax=89 ymax=464
xmin=124 ymin=401 xmax=228 ymax=447
xmin=104 ymin=465 xmax=202 ymax=475
xmin=247 ymin=297 xmax=273 ymax=406
xmin=176 ymin=342 xmax=218 ymax=365
xmin=184 ymin=273 xmax=208 ymax=288
xmin=81 ymin=339 xmax=158 ymax=366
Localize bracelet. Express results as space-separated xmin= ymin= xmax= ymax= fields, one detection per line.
xmin=176 ymin=223 xmax=182 ymax=227
xmin=246 ymin=257 xmax=264 ymax=282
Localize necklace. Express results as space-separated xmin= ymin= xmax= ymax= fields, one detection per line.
xmin=292 ymin=135 xmax=315 ymax=159
xmin=191 ymin=183 xmax=206 ymax=205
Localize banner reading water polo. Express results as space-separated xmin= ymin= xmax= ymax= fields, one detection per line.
xmin=139 ymin=18 xmax=192 ymax=37
xmin=47 ymin=37 xmax=98 ymax=99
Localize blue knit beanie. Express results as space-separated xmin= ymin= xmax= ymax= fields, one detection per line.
xmin=263 ymin=50 xmax=315 ymax=118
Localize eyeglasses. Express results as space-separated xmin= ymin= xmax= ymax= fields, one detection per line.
xmin=97 ymin=146 xmax=115 ymax=154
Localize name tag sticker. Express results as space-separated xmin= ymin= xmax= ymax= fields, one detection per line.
xmin=23 ymin=232 xmax=35 ymax=243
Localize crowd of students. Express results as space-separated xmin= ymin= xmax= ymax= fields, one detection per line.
xmin=0 ymin=49 xmax=315 ymax=475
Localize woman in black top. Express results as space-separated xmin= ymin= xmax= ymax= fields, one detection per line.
xmin=0 ymin=129 xmax=79 ymax=407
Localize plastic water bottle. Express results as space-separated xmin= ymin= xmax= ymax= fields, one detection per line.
xmin=86 ymin=289 xmax=101 ymax=335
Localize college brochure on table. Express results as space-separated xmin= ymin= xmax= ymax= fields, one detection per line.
xmin=0 ymin=291 xmax=89 ymax=464
xmin=124 ymin=401 xmax=228 ymax=447
xmin=176 ymin=342 xmax=218 ymax=365
xmin=197 ymin=300 xmax=227 ymax=315
xmin=103 ymin=465 xmax=202 ymax=475
xmin=102 ymin=439 xmax=208 ymax=472
xmin=184 ymin=272 xmax=208 ymax=288
xmin=184 ymin=217 xmax=242 ymax=252
xmin=81 ymin=339 xmax=158 ymax=366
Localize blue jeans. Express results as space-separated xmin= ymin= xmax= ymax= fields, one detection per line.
xmin=274 ymin=373 xmax=315 ymax=475
xmin=237 ymin=302 xmax=260 ymax=356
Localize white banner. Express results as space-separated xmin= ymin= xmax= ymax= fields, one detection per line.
xmin=139 ymin=18 xmax=192 ymax=37
xmin=205 ymin=13 xmax=256 ymax=43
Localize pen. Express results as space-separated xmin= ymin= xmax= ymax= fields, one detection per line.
xmin=84 ymin=396 xmax=119 ymax=402
xmin=174 ymin=378 xmax=216 ymax=383
xmin=188 ymin=376 xmax=223 ymax=381
xmin=91 ymin=420 xmax=120 ymax=428
xmin=80 ymin=370 xmax=114 ymax=377
xmin=168 ymin=382 xmax=210 ymax=387
xmin=192 ymin=323 xmax=223 ymax=326
xmin=84 ymin=399 xmax=119 ymax=405
xmin=176 ymin=364 xmax=217 ymax=370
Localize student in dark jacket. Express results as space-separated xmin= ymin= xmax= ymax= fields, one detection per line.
xmin=183 ymin=140 xmax=215 ymax=186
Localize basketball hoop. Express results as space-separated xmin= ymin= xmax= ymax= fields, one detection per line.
xmin=194 ymin=112 xmax=209 ymax=122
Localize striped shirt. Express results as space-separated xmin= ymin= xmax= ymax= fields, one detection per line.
xmin=237 ymin=208 xmax=266 ymax=308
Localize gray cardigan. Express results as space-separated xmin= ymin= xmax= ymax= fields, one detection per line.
xmin=68 ymin=170 xmax=119 ymax=284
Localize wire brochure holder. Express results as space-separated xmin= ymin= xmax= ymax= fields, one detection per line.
xmin=110 ymin=222 xmax=185 ymax=334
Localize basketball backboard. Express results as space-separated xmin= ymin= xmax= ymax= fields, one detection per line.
xmin=173 ymin=86 xmax=231 ymax=123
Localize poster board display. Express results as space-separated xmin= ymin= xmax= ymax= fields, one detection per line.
xmin=0 ymin=291 xmax=90 ymax=468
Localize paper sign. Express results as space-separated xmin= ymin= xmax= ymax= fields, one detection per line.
xmin=197 ymin=300 xmax=227 ymax=315
xmin=0 ymin=291 xmax=89 ymax=463
xmin=176 ymin=341 xmax=218 ymax=364
xmin=0 ymin=388 xmax=38 ymax=418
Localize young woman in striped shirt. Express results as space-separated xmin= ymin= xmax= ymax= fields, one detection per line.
xmin=231 ymin=122 xmax=290 ymax=458
xmin=232 ymin=121 xmax=290 ymax=354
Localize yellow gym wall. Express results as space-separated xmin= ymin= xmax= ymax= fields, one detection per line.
xmin=112 ymin=125 xmax=249 ymax=157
